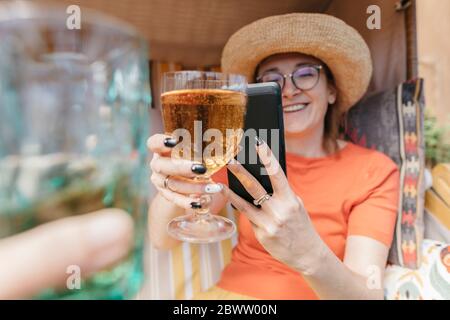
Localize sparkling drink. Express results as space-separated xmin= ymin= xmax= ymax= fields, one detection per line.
xmin=161 ymin=89 xmax=246 ymax=175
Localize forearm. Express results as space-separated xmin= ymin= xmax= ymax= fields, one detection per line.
xmin=297 ymin=234 xmax=384 ymax=300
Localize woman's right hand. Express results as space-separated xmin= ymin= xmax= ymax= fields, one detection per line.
xmin=147 ymin=134 xmax=225 ymax=210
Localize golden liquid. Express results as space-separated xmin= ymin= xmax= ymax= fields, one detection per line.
xmin=161 ymin=89 xmax=247 ymax=176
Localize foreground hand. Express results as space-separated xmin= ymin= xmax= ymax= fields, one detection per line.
xmin=0 ymin=209 xmax=133 ymax=299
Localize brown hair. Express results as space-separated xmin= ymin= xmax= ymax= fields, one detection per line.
xmin=322 ymin=64 xmax=344 ymax=155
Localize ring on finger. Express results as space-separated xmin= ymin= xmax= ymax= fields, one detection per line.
xmin=253 ymin=193 xmax=271 ymax=206
xmin=163 ymin=175 xmax=172 ymax=190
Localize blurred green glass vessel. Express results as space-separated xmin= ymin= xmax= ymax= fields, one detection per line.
xmin=0 ymin=1 xmax=151 ymax=299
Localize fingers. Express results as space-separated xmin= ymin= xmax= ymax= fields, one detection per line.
xmin=156 ymin=186 xmax=203 ymax=210
xmin=222 ymin=185 xmax=265 ymax=229
xmin=151 ymin=172 xmax=222 ymax=195
xmin=0 ymin=209 xmax=133 ymax=299
xmin=255 ymin=137 xmax=290 ymax=195
xmin=227 ymin=160 xmax=268 ymax=204
xmin=150 ymin=153 xmax=206 ymax=178
xmin=147 ymin=133 xmax=178 ymax=156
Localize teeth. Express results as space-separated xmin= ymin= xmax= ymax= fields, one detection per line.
xmin=284 ymin=104 xmax=308 ymax=113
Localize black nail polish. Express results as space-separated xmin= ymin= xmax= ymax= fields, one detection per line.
xmin=230 ymin=203 xmax=238 ymax=210
xmin=255 ymin=136 xmax=264 ymax=146
xmin=163 ymin=137 xmax=177 ymax=148
xmin=190 ymin=201 xmax=202 ymax=209
xmin=191 ymin=163 xmax=207 ymax=174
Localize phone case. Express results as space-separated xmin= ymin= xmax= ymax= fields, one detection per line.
xmin=227 ymin=82 xmax=287 ymax=207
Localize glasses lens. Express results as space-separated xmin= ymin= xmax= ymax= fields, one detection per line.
xmin=259 ymin=73 xmax=284 ymax=88
xmin=293 ymin=66 xmax=320 ymax=90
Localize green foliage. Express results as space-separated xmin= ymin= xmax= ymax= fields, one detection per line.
xmin=424 ymin=110 xmax=450 ymax=167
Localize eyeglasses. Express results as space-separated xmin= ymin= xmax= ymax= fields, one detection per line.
xmin=256 ymin=64 xmax=323 ymax=91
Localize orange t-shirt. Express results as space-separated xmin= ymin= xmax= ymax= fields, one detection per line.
xmin=211 ymin=142 xmax=400 ymax=300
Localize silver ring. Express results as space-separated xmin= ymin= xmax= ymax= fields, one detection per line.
xmin=163 ymin=175 xmax=171 ymax=189
xmin=253 ymin=193 xmax=271 ymax=206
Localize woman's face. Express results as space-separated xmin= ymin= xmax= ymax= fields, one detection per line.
xmin=256 ymin=53 xmax=336 ymax=137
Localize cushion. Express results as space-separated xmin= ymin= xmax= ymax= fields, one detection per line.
xmin=345 ymin=79 xmax=426 ymax=269
xmin=384 ymin=239 xmax=450 ymax=300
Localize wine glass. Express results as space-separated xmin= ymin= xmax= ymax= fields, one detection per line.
xmin=161 ymin=71 xmax=247 ymax=243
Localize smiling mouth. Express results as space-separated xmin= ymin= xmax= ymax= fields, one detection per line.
xmin=283 ymin=103 xmax=309 ymax=113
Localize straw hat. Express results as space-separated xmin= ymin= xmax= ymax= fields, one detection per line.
xmin=221 ymin=13 xmax=373 ymax=112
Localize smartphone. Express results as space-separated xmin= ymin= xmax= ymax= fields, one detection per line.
xmin=227 ymin=82 xmax=287 ymax=207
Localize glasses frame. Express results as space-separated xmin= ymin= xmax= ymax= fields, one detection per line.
xmin=256 ymin=64 xmax=323 ymax=91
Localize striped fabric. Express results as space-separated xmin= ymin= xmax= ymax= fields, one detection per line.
xmin=394 ymin=79 xmax=425 ymax=269
xmin=146 ymin=205 xmax=238 ymax=300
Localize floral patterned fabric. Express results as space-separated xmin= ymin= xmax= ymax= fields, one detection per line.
xmin=384 ymin=239 xmax=450 ymax=300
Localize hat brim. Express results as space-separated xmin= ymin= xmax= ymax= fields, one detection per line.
xmin=221 ymin=13 xmax=373 ymax=112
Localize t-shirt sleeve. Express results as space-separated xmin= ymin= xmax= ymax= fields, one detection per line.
xmin=347 ymin=153 xmax=400 ymax=247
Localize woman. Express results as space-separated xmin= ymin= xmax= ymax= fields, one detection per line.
xmin=147 ymin=13 xmax=399 ymax=300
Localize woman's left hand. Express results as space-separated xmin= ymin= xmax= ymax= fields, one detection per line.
xmin=224 ymin=138 xmax=323 ymax=274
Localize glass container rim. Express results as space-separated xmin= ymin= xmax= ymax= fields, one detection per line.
xmin=163 ymin=70 xmax=247 ymax=83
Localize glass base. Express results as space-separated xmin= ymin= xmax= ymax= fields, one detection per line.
xmin=167 ymin=214 xmax=236 ymax=243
